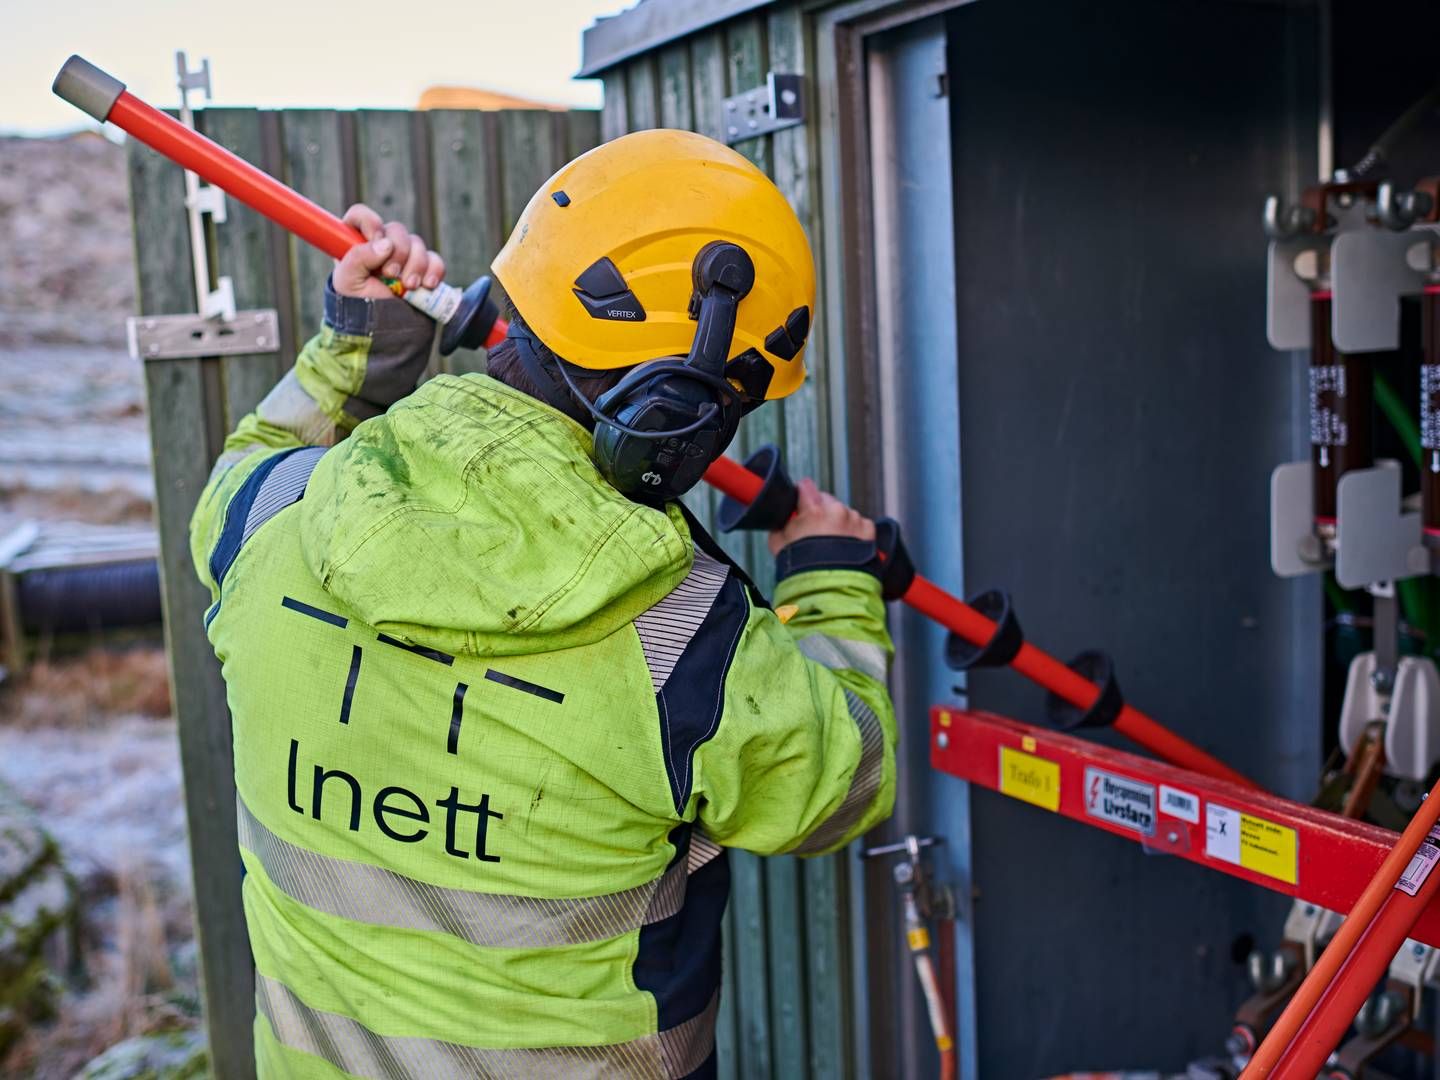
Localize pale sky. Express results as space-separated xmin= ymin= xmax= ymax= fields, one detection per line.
xmin=3 ymin=0 xmax=628 ymax=136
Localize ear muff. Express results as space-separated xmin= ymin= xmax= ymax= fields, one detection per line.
xmin=585 ymin=241 xmax=755 ymax=502
xmin=590 ymin=359 xmax=743 ymax=501
xmin=512 ymin=241 xmax=756 ymax=503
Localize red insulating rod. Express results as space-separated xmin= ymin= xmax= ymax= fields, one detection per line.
xmin=700 ymin=456 xmax=1255 ymax=788
xmin=52 ymin=56 xmax=507 ymax=350
xmin=1241 ymin=777 xmax=1440 ymax=1077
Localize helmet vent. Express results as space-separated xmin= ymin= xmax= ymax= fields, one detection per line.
xmin=763 ymin=306 xmax=811 ymax=361
xmin=573 ymin=257 xmax=647 ymax=322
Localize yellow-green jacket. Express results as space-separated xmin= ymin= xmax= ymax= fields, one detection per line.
xmin=190 ymin=284 xmax=897 ymax=1079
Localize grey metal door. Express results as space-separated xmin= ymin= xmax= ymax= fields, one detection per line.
xmin=940 ymin=0 xmax=1320 ymax=1074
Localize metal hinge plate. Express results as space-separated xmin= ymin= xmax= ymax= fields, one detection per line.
xmin=127 ymin=310 xmax=281 ymax=361
xmin=722 ymin=73 xmax=803 ymax=146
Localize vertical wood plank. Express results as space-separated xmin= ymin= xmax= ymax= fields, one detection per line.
xmin=601 ymin=70 xmax=628 ymax=142
xmin=689 ymin=29 xmax=729 ymax=143
xmin=499 ymin=111 xmax=563 ymax=239
xmin=564 ymin=110 xmax=603 ymax=160
xmin=729 ymin=849 xmax=773 ymax=1078
xmin=408 ymin=111 xmax=437 ymax=244
xmin=129 ymin=134 xmax=256 ymax=1080
xmin=281 ymin=111 xmax=347 ymax=348
xmin=763 ymin=853 xmax=809 ymax=1080
xmin=355 ymin=110 xmax=422 ymax=234
xmin=658 ymin=45 xmax=694 ymax=130
xmin=715 ymin=898 xmax=740 ymax=1080
xmin=625 ymin=56 xmax=660 ymax=131
xmin=725 ymin=17 xmax=772 ymax=174
xmin=803 ymin=854 xmax=847 ymax=1079
xmin=770 ymin=7 xmax=827 ymax=491
xmin=428 ymin=109 xmax=503 ymax=376
xmin=259 ymin=110 xmax=299 ymax=375
xmin=199 ymin=108 xmax=285 ymax=424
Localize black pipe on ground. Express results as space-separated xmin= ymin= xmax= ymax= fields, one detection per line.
xmin=15 ymin=559 xmax=163 ymax=635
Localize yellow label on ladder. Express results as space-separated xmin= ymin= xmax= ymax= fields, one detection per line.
xmin=999 ymin=745 xmax=1060 ymax=812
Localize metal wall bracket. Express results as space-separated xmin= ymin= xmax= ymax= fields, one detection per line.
xmin=1335 ymin=460 xmax=1427 ymax=588
xmin=175 ymin=50 xmax=235 ymax=323
xmin=1331 ymin=227 xmax=1435 ymax=352
xmin=1266 ymin=238 xmax=1324 ymax=350
xmin=1265 ymin=201 xmax=1368 ymax=351
xmin=1272 ymin=460 xmax=1428 ymax=585
xmin=1270 ymin=460 xmax=1329 ymax=576
xmin=127 ymin=310 xmax=280 ymax=361
xmin=187 ymin=182 xmax=228 ymax=225
xmin=721 ymin=72 xmax=803 ymax=145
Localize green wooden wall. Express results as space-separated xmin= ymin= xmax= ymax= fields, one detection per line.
xmin=598 ymin=6 xmax=860 ymax=1077
xmin=128 ymin=104 xmax=600 ymax=1079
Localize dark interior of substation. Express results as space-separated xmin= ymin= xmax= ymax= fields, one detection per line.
xmin=919 ymin=0 xmax=1440 ymax=1073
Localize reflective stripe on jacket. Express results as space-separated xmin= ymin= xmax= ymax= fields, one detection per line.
xmin=190 ymin=286 xmax=897 ymax=1079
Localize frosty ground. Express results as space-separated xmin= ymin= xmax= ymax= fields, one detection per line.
xmin=0 ymin=132 xmax=197 ymax=1077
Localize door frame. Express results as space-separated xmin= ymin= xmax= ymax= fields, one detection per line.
xmin=810 ymin=1 xmax=976 ymax=1075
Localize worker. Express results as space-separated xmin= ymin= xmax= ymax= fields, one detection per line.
xmin=190 ymin=130 xmax=897 ymax=1079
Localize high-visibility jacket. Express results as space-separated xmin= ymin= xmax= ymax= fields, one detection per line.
xmin=190 ymin=285 xmax=897 ymax=1079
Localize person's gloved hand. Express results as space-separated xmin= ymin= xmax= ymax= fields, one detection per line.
xmin=768 ymin=478 xmax=875 ymax=556
xmin=333 ymin=204 xmax=446 ymax=300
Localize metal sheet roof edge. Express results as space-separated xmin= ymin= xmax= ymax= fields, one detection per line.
xmin=578 ymin=0 xmax=778 ymax=78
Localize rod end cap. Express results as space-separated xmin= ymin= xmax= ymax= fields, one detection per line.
xmin=53 ymin=56 xmax=125 ymax=123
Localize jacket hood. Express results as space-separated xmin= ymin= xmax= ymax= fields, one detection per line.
xmin=298 ymin=374 xmax=693 ymax=657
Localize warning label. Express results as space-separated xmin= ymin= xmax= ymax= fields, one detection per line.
xmin=1159 ymin=785 xmax=1200 ymax=824
xmin=1206 ymin=804 xmax=1298 ymax=885
xmin=1396 ymin=825 xmax=1440 ymax=897
xmin=1084 ymin=768 xmax=1155 ymax=836
xmin=999 ymin=746 xmax=1060 ymax=812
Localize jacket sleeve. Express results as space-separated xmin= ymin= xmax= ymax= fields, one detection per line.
xmin=188 ymin=281 xmax=436 ymax=595
xmin=691 ymin=559 xmax=897 ymax=857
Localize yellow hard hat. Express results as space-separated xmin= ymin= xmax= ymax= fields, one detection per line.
xmin=491 ymin=129 xmax=816 ymax=401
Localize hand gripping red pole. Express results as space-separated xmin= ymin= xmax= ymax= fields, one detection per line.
xmin=52 ymin=56 xmax=506 ymax=355
xmin=701 ymin=455 xmax=1254 ymax=788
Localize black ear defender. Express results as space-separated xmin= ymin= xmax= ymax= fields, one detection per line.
xmin=512 ymin=241 xmax=756 ymax=503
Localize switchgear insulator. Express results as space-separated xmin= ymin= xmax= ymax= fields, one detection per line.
xmin=1309 ymin=292 xmax=1373 ymax=538
xmin=1423 ymin=285 xmax=1440 ymax=547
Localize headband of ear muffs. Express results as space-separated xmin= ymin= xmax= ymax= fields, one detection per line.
xmin=509 ymin=241 xmax=755 ymax=503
